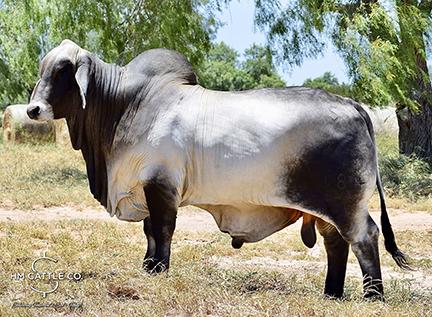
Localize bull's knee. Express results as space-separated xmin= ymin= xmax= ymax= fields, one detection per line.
xmin=351 ymin=220 xmax=380 ymax=268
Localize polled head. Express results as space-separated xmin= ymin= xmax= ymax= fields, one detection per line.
xmin=26 ymin=39 xmax=89 ymax=121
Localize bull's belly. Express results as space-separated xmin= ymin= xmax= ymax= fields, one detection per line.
xmin=182 ymin=150 xmax=306 ymax=240
xmin=187 ymin=154 xmax=290 ymax=206
xmin=195 ymin=203 xmax=302 ymax=242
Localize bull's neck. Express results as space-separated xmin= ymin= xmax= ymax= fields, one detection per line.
xmin=85 ymin=58 xmax=124 ymax=152
xmin=65 ymin=56 xmax=124 ymax=207
xmin=66 ymin=58 xmax=126 ymax=152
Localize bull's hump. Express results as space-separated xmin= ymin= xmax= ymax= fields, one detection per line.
xmin=126 ymin=49 xmax=197 ymax=84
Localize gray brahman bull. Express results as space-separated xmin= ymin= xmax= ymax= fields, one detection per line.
xmin=26 ymin=39 xmax=410 ymax=299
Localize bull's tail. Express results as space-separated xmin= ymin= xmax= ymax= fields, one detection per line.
xmin=376 ymin=172 xmax=412 ymax=270
xmin=352 ymin=102 xmax=412 ymax=270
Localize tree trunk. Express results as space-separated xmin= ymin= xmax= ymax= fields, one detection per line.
xmin=396 ymin=1 xmax=432 ymax=161
xmin=397 ymin=102 xmax=432 ymax=160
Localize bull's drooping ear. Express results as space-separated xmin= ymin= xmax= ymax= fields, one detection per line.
xmin=75 ymin=55 xmax=91 ymax=109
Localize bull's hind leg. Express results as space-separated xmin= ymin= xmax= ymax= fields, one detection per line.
xmin=316 ymin=219 xmax=349 ymax=298
xmin=332 ymin=206 xmax=383 ymax=299
xmin=143 ymin=178 xmax=178 ymax=274
xmin=349 ymin=214 xmax=383 ymax=299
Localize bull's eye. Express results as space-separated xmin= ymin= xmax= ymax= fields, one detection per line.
xmin=55 ymin=64 xmax=72 ymax=82
xmin=48 ymin=62 xmax=74 ymax=106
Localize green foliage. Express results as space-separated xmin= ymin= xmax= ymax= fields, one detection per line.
xmin=198 ymin=43 xmax=250 ymax=91
xmin=242 ymin=44 xmax=285 ymax=88
xmin=304 ymin=72 xmax=338 ymax=87
xmin=0 ymin=0 xmax=218 ymax=104
xmin=198 ymin=42 xmax=285 ymax=90
xmin=380 ymin=154 xmax=432 ymax=200
xmin=377 ymin=134 xmax=432 ymax=200
xmin=303 ymin=72 xmax=354 ymax=98
xmin=254 ymin=0 xmax=432 ymax=109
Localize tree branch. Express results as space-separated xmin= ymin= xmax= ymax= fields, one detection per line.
xmin=333 ymin=0 xmax=380 ymax=19
xmin=334 ymin=1 xmax=361 ymax=17
xmin=363 ymin=0 xmax=379 ymax=14
xmin=419 ymin=0 xmax=432 ymax=14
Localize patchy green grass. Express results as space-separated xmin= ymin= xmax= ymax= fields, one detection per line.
xmin=376 ymin=134 xmax=432 ymax=205
xmin=0 ymin=220 xmax=430 ymax=317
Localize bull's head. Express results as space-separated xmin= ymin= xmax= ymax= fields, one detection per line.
xmin=27 ymin=39 xmax=89 ymax=121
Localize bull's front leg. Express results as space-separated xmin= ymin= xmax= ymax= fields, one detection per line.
xmin=142 ymin=217 xmax=156 ymax=268
xmin=143 ymin=178 xmax=178 ymax=274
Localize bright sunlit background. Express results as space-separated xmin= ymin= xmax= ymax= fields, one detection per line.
xmin=216 ymin=0 xmax=349 ymax=85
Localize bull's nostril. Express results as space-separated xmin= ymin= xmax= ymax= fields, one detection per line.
xmin=27 ymin=105 xmax=41 ymax=119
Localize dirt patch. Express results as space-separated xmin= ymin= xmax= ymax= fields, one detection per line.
xmin=0 ymin=206 xmax=431 ymax=232
xmin=107 ymin=283 xmax=140 ymax=300
xmin=369 ymin=210 xmax=432 ymax=231
xmin=0 ymin=205 xmax=111 ymax=222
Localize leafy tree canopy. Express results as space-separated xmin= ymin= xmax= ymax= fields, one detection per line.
xmin=0 ymin=0 xmax=219 ymax=105
xmin=198 ymin=42 xmax=285 ymax=90
xmin=254 ymin=0 xmax=432 ymax=110
xmin=304 ymin=72 xmax=339 ymax=88
xmin=303 ymin=72 xmax=353 ymax=99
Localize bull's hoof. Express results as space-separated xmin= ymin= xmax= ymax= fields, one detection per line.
xmin=323 ymin=290 xmax=344 ymax=300
xmin=324 ymin=294 xmax=342 ymax=300
xmin=142 ymin=258 xmax=168 ymax=274
xmin=231 ymin=237 xmax=244 ymax=249
xmin=363 ymin=278 xmax=384 ymax=301
xmin=363 ymin=289 xmax=384 ymax=301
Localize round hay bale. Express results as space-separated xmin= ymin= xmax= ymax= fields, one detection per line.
xmin=53 ymin=118 xmax=72 ymax=147
xmin=360 ymin=105 xmax=399 ymax=135
xmin=2 ymin=104 xmax=55 ymax=143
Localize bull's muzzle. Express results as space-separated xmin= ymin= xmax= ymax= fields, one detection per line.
xmin=27 ymin=104 xmax=41 ymax=120
xmin=26 ymin=101 xmax=53 ymax=121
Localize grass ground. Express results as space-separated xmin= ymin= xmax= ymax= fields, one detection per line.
xmin=0 ymin=142 xmax=97 ymax=209
xmin=0 ymin=218 xmax=431 ymax=317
